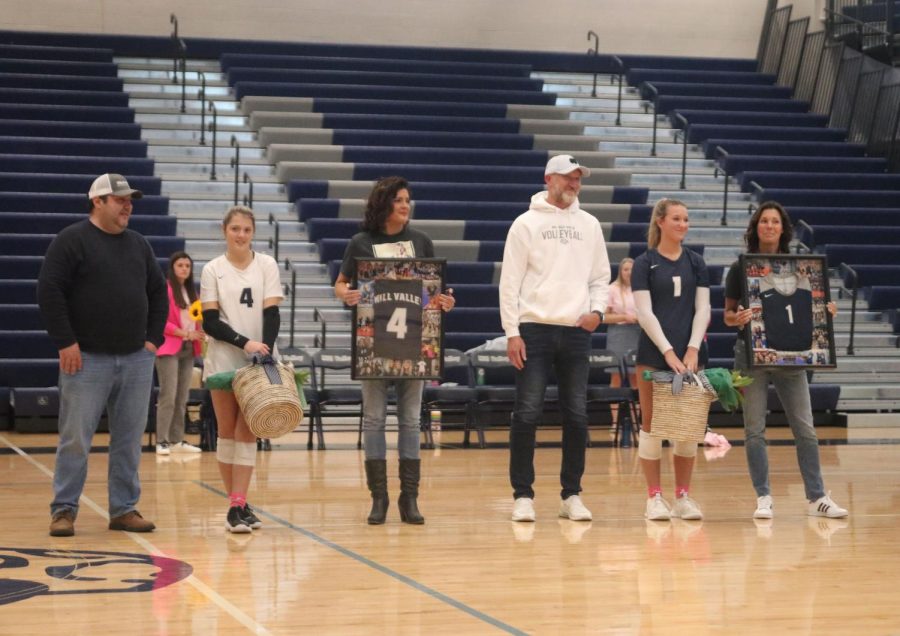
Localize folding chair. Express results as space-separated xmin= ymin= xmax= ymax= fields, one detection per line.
xmin=586 ymin=349 xmax=640 ymax=447
xmin=420 ymin=349 xmax=477 ymax=448
xmin=311 ymin=347 xmax=362 ymax=449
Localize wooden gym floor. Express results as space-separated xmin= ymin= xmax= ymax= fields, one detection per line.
xmin=1 ymin=425 xmax=899 ymax=635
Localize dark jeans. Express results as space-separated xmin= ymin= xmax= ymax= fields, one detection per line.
xmin=509 ymin=323 xmax=591 ymax=500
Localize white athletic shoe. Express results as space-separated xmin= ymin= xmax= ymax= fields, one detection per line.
xmin=558 ymin=495 xmax=592 ymax=521
xmin=511 ymin=497 xmax=536 ymax=522
xmin=753 ymin=495 xmax=774 ymax=519
xmin=808 ymin=492 xmax=848 ymax=518
xmin=671 ymin=495 xmax=704 ymax=520
xmin=155 ymin=442 xmax=170 ymax=456
xmin=170 ymin=441 xmax=202 ymax=453
xmin=645 ymin=493 xmax=672 ymax=521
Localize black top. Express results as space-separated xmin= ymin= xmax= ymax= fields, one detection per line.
xmin=632 ymin=247 xmax=709 ymax=369
xmin=339 ymin=225 xmax=435 ymax=279
xmin=37 ymin=219 xmax=168 ymax=354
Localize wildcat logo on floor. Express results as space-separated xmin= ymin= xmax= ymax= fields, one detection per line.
xmin=0 ymin=547 xmax=192 ymax=605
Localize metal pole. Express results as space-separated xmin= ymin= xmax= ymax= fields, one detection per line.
xmin=230 ymin=135 xmax=240 ymax=205
xmin=721 ymin=169 xmax=729 ymax=226
xmin=170 ymin=14 xmax=178 ymax=81
xmin=587 ymin=31 xmax=599 ymax=98
xmin=208 ymin=102 xmax=217 ymax=181
xmin=198 ymin=72 xmax=206 ymax=145
xmin=180 ymin=50 xmax=187 ymax=114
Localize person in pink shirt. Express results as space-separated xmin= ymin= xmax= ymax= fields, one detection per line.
xmin=603 ymin=257 xmax=640 ymax=426
xmin=155 ymin=251 xmax=204 ymax=455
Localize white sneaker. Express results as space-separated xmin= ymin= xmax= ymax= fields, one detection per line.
xmin=170 ymin=441 xmax=202 ymax=454
xmin=511 ymin=497 xmax=536 ymax=522
xmin=645 ymin=493 xmax=672 ymax=521
xmin=671 ymin=495 xmax=703 ymax=520
xmin=559 ymin=495 xmax=592 ymax=521
xmin=808 ymin=492 xmax=848 ymax=518
xmin=753 ymin=495 xmax=774 ymax=519
xmin=155 ymin=443 xmax=170 ymax=456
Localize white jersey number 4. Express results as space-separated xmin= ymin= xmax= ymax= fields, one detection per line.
xmin=386 ymin=307 xmax=408 ymax=339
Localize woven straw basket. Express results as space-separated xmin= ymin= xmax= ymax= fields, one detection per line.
xmin=650 ymin=374 xmax=715 ymax=442
xmin=232 ymin=360 xmax=303 ymax=439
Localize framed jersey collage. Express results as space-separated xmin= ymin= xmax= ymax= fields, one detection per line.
xmin=351 ymin=257 xmax=447 ymax=380
xmin=738 ymin=254 xmax=836 ymax=368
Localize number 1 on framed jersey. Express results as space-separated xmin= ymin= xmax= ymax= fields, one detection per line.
xmin=739 ymin=254 xmax=836 ymax=368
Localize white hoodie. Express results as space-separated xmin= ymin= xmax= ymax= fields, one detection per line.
xmin=499 ymin=191 xmax=610 ymax=337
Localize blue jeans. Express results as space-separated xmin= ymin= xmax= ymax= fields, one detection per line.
xmin=361 ymin=378 xmax=424 ymax=460
xmin=510 ymin=323 xmax=591 ymax=500
xmin=51 ymin=348 xmax=156 ymax=519
xmin=735 ymin=341 xmax=825 ymax=501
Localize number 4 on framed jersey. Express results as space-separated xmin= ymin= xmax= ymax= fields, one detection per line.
xmin=739 ymin=253 xmax=836 ymax=368
xmin=351 ymin=257 xmax=447 ymax=380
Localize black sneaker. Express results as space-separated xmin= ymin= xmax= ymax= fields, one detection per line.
xmin=225 ymin=506 xmax=251 ymax=534
xmin=241 ymin=504 xmax=263 ymax=529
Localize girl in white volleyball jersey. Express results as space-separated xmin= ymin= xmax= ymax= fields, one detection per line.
xmin=201 ymin=205 xmax=283 ymax=534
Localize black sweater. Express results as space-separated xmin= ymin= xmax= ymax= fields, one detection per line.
xmin=37 ymin=219 xmax=168 ymax=354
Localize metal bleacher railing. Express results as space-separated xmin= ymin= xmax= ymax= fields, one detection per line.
xmin=758 ymin=2 xmax=900 ymax=172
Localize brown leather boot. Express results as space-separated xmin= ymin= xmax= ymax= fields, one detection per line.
xmin=109 ymin=510 xmax=156 ymax=532
xmin=49 ymin=510 xmax=75 ymax=537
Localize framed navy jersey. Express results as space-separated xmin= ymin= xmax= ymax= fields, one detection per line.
xmin=739 ymin=254 xmax=836 ymax=368
xmin=351 ymin=257 xmax=447 ymax=380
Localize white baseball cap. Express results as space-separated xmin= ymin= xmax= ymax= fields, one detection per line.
xmin=88 ymin=173 xmax=143 ymax=199
xmin=544 ymin=154 xmax=591 ymax=178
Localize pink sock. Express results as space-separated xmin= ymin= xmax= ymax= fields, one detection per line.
xmin=229 ymin=492 xmax=247 ymax=508
xmin=648 ymin=486 xmax=662 ymax=498
xmin=676 ymin=487 xmax=689 ymax=499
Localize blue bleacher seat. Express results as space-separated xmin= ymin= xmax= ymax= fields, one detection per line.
xmin=756 ymin=188 xmax=900 ymax=208
xmin=704 ymin=140 xmax=865 ymax=159
xmin=0 ymin=234 xmax=184 ymax=257
xmin=349 ymin=164 xmax=545 ymax=184
xmin=0 ymin=136 xmax=147 ymax=158
xmin=337 ymin=147 xmax=548 ymax=167
xmin=0 ymin=173 xmax=161 ymax=195
xmin=717 ymin=155 xmax=886 ymax=176
xmin=0 ymin=87 xmax=129 ymax=107
xmin=0 ymin=154 xmax=154 ymax=176
xmin=222 ymin=53 xmax=533 ymax=77
xmin=824 ymin=245 xmax=900 ymax=267
xmin=740 ymin=172 xmax=900 ymax=191
xmin=0 ymin=119 xmax=142 ymax=140
xmin=1 ymin=212 xmax=175 ymax=235
xmin=655 ymin=95 xmax=809 ymax=115
xmin=0 ymin=103 xmax=135 ymax=123
xmin=234 ymin=81 xmax=557 ymax=106
xmin=311 ymin=98 xmax=509 ymax=118
xmin=0 ymin=331 xmax=58 ymax=358
xmin=329 ymin=129 xmax=535 ymax=150
xmin=0 ymin=72 xmax=123 ymax=92
xmin=672 ymin=109 xmax=829 ymax=128
xmin=0 ymin=359 xmax=59 ymax=387
xmin=639 ymin=81 xmax=792 ymax=101
xmin=0 ymin=58 xmax=118 ymax=77
xmin=0 ymin=193 xmax=169 ymax=214
xmin=687 ymin=124 xmax=846 ymax=145
xmin=229 ymin=67 xmax=543 ymax=92
xmin=787 ymin=207 xmax=900 ymax=227
xmin=800 ymin=226 xmax=900 ymax=249
xmin=317 ymin=113 xmax=521 ymax=134
xmin=629 ymin=69 xmax=776 ymax=86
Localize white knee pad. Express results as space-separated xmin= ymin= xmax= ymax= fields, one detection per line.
xmin=233 ymin=441 xmax=257 ymax=467
xmin=673 ymin=439 xmax=698 ymax=458
xmin=638 ymin=430 xmax=662 ymax=461
xmin=216 ymin=438 xmax=235 ymax=464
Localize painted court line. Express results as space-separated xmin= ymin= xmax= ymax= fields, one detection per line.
xmin=196 ymin=480 xmax=528 ymax=636
xmin=0 ymin=433 xmax=272 ymax=636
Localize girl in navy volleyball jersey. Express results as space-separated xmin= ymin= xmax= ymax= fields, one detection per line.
xmin=632 ymin=199 xmax=711 ymax=522
xmin=724 ymin=201 xmax=847 ymax=521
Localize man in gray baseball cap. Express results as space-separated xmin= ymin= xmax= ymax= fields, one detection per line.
xmin=38 ymin=172 xmax=166 ymax=537
xmin=87 ymin=173 xmax=143 ymax=200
